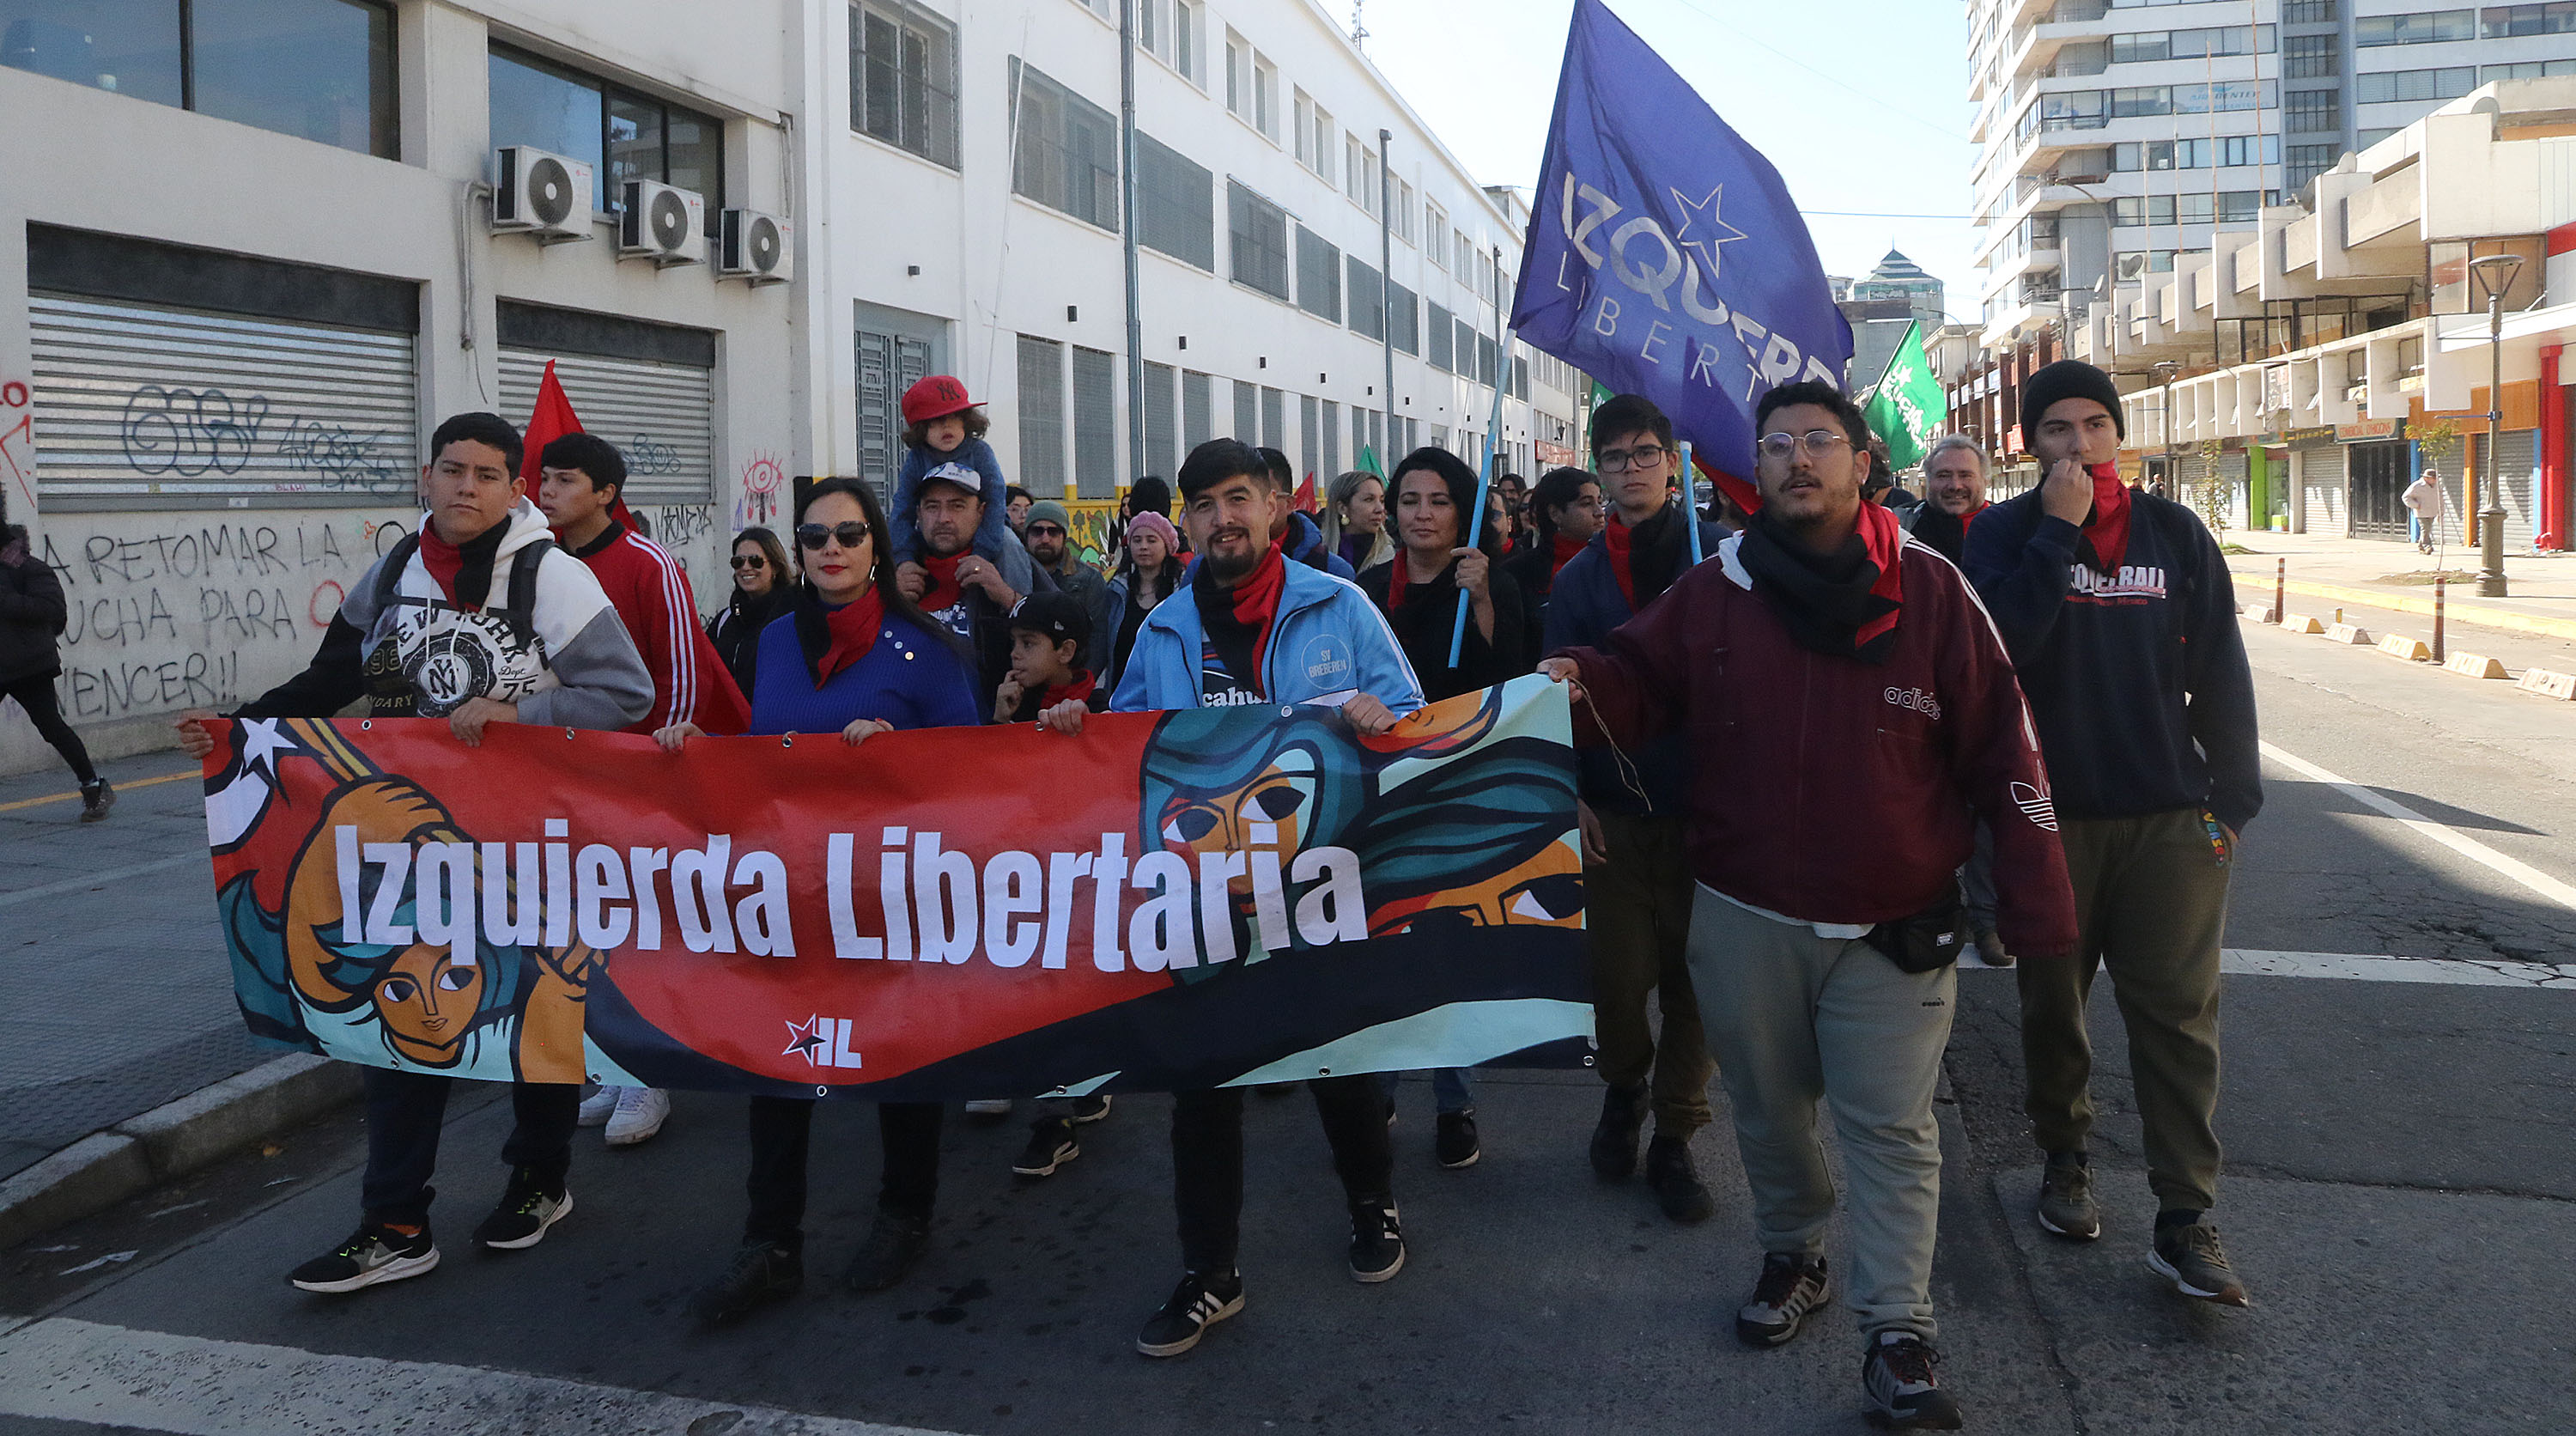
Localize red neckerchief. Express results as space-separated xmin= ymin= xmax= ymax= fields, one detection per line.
xmin=2080 ymin=464 xmax=2132 ymax=574
xmin=1856 ymin=501 xmax=1905 ymax=650
xmin=815 ymin=588 xmax=886 ymax=686
xmin=919 ymin=551 xmax=966 ymax=612
xmin=417 ymin=525 xmax=466 ymax=605
xmin=1230 ymin=538 xmax=1290 ymax=678
xmin=1601 ymin=514 xmax=1639 ymax=611
xmin=1042 ymin=670 xmax=1097 ymax=709
xmin=1550 ymin=532 xmax=1586 ymax=578
xmin=1388 ymin=551 xmax=1445 ymax=609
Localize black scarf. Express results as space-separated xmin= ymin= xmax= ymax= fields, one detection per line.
xmin=1908 ymin=506 xmax=1967 ymax=567
xmin=1191 ymin=567 xmax=1264 ymax=697
xmin=1623 ymin=499 xmax=1692 ymax=610
xmin=1737 ymin=509 xmax=1902 ymax=664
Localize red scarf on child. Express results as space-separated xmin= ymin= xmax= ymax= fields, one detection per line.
xmin=815 ymin=588 xmax=886 ymax=686
xmin=1600 ymin=514 xmax=1640 ymax=611
xmin=918 ymin=551 xmax=966 ymax=612
xmin=2079 ymin=463 xmax=2132 ymax=574
xmin=1042 ymin=670 xmax=1097 ymax=709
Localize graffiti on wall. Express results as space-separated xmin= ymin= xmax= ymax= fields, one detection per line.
xmin=112 ymin=385 xmax=410 ymax=494
xmin=734 ymin=451 xmax=785 ymax=531
xmin=1 ymin=380 xmax=32 ymax=509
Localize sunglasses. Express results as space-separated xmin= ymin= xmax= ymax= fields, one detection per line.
xmin=797 ymin=522 xmax=872 ymax=551
xmin=729 ymin=554 xmax=769 ymax=570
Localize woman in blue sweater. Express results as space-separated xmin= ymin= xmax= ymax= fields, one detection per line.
xmin=657 ymin=477 xmax=981 ymax=1325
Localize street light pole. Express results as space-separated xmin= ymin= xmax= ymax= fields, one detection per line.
xmin=2154 ymin=358 xmax=2181 ymax=494
xmin=2469 ymin=253 xmax=2523 ymax=598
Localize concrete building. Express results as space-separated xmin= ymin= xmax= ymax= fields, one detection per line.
xmin=0 ymin=0 xmax=1576 ymax=775
xmin=1842 ymin=248 xmax=1947 ymax=390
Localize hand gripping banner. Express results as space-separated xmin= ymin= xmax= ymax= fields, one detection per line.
xmin=202 ymin=677 xmax=1592 ymax=1100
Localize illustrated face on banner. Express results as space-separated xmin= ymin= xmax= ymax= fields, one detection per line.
xmin=374 ymin=941 xmax=487 ymax=1062
xmin=1374 ymin=837 xmax=1585 ymax=937
xmin=1157 ymin=747 xmax=1320 ymax=891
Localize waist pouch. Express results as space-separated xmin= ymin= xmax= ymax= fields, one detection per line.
xmin=1862 ymin=881 xmax=1966 ymax=974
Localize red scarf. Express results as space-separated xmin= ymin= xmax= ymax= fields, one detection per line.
xmin=1230 ymin=538 xmax=1290 ymax=678
xmin=1042 ymin=670 xmax=1097 ymax=709
xmin=416 ymin=526 xmax=470 ymax=606
xmin=1387 ymin=551 xmax=1445 ymax=609
xmin=1855 ymin=501 xmax=1905 ymax=651
xmin=2080 ymin=463 xmax=2132 ymax=574
xmin=1601 ymin=514 xmax=1639 ymax=611
xmin=815 ymin=588 xmax=885 ymax=687
xmin=919 ymin=551 xmax=966 ymax=612
xmin=1550 ymin=532 xmax=1586 ymax=579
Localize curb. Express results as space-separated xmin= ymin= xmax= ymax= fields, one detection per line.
xmin=0 ymin=1054 xmax=361 ymax=1250
xmin=2229 ymin=573 xmax=2576 ymax=642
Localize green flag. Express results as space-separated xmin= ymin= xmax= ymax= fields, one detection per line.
xmin=1861 ymin=320 xmax=1944 ymax=471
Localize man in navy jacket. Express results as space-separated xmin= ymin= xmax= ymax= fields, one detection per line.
xmin=1963 ymin=358 xmax=2261 ymax=1309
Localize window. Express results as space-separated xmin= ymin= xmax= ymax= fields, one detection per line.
xmin=1137 ymin=130 xmax=1214 ymax=270
xmin=1224 ymin=29 xmax=1248 ymax=115
xmin=2 ymin=0 xmax=397 ymax=158
xmin=1017 ymin=335 xmax=1066 ymax=495
xmin=1514 ymin=356 xmax=1529 ymax=400
xmin=1394 ymin=180 xmax=1415 ymax=243
xmin=1346 ymin=135 xmax=1366 ymax=204
xmin=1347 ymin=256 xmax=1383 ymax=340
xmin=1228 ymin=180 xmax=1290 ymax=301
xmin=1427 ymin=203 xmax=1449 ymax=266
xmin=2359 ymin=66 xmax=2478 ymax=102
xmin=1353 ymin=143 xmax=1378 ymax=216
xmin=1295 ymin=226 xmax=1341 ymax=321
xmin=1321 ymin=399 xmax=1341 ymax=475
xmin=1144 ymin=361 xmax=1177 ymax=478
xmin=493 ymin=45 xmax=723 ymax=223
xmin=2485 ymin=58 xmax=2576 ymax=80
xmin=1454 ymin=229 xmax=1474 ymax=283
xmin=2113 ymin=196 xmax=2175 ymax=226
xmin=1388 ymin=278 xmax=1418 ymax=355
xmin=1294 ymin=88 xmax=1315 ymax=167
xmin=1182 ymin=369 xmax=1212 ymax=452
xmin=2286 ymin=142 xmax=2339 ymax=187
xmin=1454 ymin=315 xmax=1476 ymax=374
xmin=1233 ymin=380 xmax=1258 ymax=443
xmin=1310 ymin=100 xmax=1334 ymax=184
xmin=2287 ymin=88 xmax=2340 ymax=131
xmin=2112 ymin=135 xmax=2280 ymax=169
xmin=1261 ymin=386 xmax=1285 ymax=449
xmin=2483 ymin=3 xmax=2576 ymax=36
xmin=851 ymin=2 xmax=958 ymax=168
xmin=1072 ymin=346 xmax=1115 ymax=499
xmin=1252 ymin=53 xmax=1276 ymax=139
xmin=1173 ymin=0 xmax=1202 ymax=83
xmin=2282 ymin=0 xmax=2336 ymax=19
xmin=1478 ymin=334 xmax=1499 ymax=388
xmin=2285 ymin=33 xmax=2338 ymax=78
xmin=2111 ymin=25 xmax=2272 ymax=64
xmin=1428 ymin=301 xmax=1454 ymax=370
xmin=1010 ymin=58 xmax=1120 ymax=231
xmin=2356 ymin=9 xmax=2475 ymax=45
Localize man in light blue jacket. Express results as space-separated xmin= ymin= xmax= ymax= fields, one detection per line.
xmin=1042 ymin=438 xmax=1423 ymax=1360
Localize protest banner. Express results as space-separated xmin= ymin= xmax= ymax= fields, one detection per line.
xmin=204 ymin=677 xmax=1591 ymax=1100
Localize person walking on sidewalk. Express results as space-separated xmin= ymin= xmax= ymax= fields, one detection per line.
xmin=1542 ymin=380 xmax=2077 ymax=1432
xmin=175 ymin=412 xmax=653 ymax=1296
xmin=708 ymin=526 xmax=795 ymax=693
xmin=0 ymin=496 xmax=110 ymax=820
xmin=2403 ymin=467 xmax=2447 ymax=554
xmin=1037 ymin=437 xmax=1425 ymax=1359
xmin=1902 ymin=435 xmax=2008 ymax=968
xmin=1541 ymin=394 xmax=1728 ymax=1226
xmin=1963 ymin=358 xmax=2263 ymax=1310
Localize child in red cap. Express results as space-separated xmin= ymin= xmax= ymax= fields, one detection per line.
xmin=890 ymin=375 xmax=1029 ymax=591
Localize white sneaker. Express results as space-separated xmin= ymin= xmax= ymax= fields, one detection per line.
xmin=577 ymin=1085 xmax=619 ymax=1128
xmin=963 ymin=1098 xmax=1014 ymax=1118
xmin=605 ymin=1086 xmax=670 ymax=1146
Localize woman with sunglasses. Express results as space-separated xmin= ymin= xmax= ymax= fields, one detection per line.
xmin=657 ymin=478 xmax=981 ymax=1327
xmin=706 ymin=526 xmax=797 ymax=693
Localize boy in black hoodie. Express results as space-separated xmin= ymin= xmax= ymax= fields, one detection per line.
xmin=1962 ymin=360 xmax=2261 ymax=1310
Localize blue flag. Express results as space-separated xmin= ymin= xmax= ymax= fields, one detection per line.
xmin=1512 ymin=0 xmax=1852 ymax=508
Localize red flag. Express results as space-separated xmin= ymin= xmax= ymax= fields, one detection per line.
xmin=1296 ymin=472 xmax=1318 ymax=514
xmin=1696 ymin=452 xmax=1759 ymax=517
xmin=521 ymin=361 xmax=639 ymax=530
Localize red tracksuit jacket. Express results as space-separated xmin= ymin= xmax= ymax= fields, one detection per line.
xmin=1560 ymin=531 xmax=2078 ymax=960
xmin=568 ymin=525 xmax=749 ymax=735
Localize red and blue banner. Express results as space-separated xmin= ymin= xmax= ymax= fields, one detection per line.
xmin=202 ymin=678 xmax=1590 ymax=1099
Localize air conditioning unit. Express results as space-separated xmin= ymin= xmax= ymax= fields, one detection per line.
xmin=719 ymin=209 xmax=793 ymax=285
xmin=619 ymin=180 xmax=706 ymax=267
xmin=491 ymin=146 xmax=592 ymax=244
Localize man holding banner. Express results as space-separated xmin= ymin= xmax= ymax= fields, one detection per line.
xmin=176 ymin=411 xmax=653 ymax=1295
xmin=1041 ymin=437 xmax=1425 ymax=1358
xmin=1543 ymin=381 xmax=2075 ymax=1430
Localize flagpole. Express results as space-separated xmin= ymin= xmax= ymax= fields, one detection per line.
xmin=1678 ymin=439 xmax=1703 ymax=566
xmin=1449 ymin=325 xmax=1516 ymax=667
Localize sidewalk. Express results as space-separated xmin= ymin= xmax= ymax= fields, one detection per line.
xmin=2224 ymin=530 xmax=2576 ymax=642
xmin=0 ymin=751 xmax=263 ymax=1181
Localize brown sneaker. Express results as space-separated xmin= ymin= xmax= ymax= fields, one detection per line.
xmin=1973 ymin=930 xmax=2013 ymax=968
xmin=2149 ymin=1217 xmax=2251 ymax=1307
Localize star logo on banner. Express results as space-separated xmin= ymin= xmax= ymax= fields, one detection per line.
xmin=1671 ymin=185 xmax=1749 ymax=283
xmin=235 ymin=718 xmax=301 ymax=784
xmin=782 ymin=1014 xmax=829 ymax=1066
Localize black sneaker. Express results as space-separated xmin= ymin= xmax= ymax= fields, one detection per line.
xmin=1644 ymin=1134 xmax=1716 ymax=1223
xmin=842 ymin=1211 xmax=930 ymax=1292
xmin=1589 ymin=1083 xmax=1647 ymax=1180
xmin=690 ymin=1241 xmax=802 ymax=1326
xmin=1861 ymin=1330 xmax=1962 ymax=1429
xmin=1435 ymin=1110 xmax=1481 ymax=1169
xmin=1347 ymin=1196 xmax=1406 ymax=1283
xmin=1735 ymin=1252 xmax=1831 ymax=1348
xmin=289 ymin=1222 xmax=439 ymax=1293
xmin=78 ymin=779 xmax=114 ymax=823
xmin=1071 ymin=1092 xmax=1114 ymax=1123
xmin=1135 ymin=1269 xmax=1245 ymax=1357
xmin=472 ymin=1171 xmax=572 ymax=1250
xmin=1013 ymin=1118 xmax=1080 ymax=1177
xmin=2149 ymin=1216 xmax=2250 ymax=1307
xmin=2036 ymin=1151 xmax=2100 ymax=1241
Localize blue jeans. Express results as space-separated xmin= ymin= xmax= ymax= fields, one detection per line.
xmin=1377 ymin=1068 xmax=1476 ymax=1115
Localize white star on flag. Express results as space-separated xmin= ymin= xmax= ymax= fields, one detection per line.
xmin=1670 ymin=184 xmax=1748 ymax=282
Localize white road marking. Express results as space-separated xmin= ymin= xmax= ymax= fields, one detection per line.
xmin=0 ymin=1316 xmax=968 ymax=1436
xmin=2221 ymin=949 xmax=2575 ymax=989
xmin=2259 ymin=740 xmax=2576 ymax=916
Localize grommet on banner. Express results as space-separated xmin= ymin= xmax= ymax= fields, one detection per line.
xmin=1317 ymin=1067 xmax=1332 ymax=1076
xmin=563 ymin=727 xmax=575 ymax=740
xmin=1582 ymin=1056 xmax=1595 ymax=1067
xmin=360 ymin=720 xmax=372 ymax=730
xmin=815 ymin=1085 xmax=831 ymax=1098
xmin=1280 ymin=707 xmax=1295 ymax=718
xmin=781 ymin=735 xmax=793 ymax=747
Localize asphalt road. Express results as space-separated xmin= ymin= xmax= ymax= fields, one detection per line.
xmin=2 ymin=612 xmax=2569 ymax=1436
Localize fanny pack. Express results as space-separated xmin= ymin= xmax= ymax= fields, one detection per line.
xmin=1862 ymin=881 xmax=1966 ymax=974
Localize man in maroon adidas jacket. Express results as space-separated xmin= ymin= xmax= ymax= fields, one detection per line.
xmin=1542 ymin=380 xmax=2075 ymax=1433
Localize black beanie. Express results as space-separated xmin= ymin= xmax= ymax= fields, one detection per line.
xmin=2021 ymin=360 xmax=2125 ymax=438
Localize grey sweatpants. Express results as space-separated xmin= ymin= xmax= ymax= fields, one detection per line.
xmin=1686 ymin=887 xmax=1957 ymax=1343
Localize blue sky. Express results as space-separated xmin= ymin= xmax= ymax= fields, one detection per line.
xmin=1364 ymin=0 xmax=1981 ymax=324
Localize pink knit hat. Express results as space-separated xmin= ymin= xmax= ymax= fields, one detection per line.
xmin=1126 ymin=510 xmax=1181 ymax=553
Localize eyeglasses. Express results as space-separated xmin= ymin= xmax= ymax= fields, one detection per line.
xmin=1595 ymin=444 xmax=1667 ymax=472
xmin=729 ymin=554 xmax=769 ymax=571
xmin=797 ymin=522 xmax=872 ymax=551
xmin=1758 ymin=430 xmax=1855 ymax=461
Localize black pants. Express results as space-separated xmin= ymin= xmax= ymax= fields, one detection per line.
xmin=744 ymin=1097 xmax=943 ymax=1250
xmin=359 ymin=1068 xmax=580 ymax=1226
xmin=3 ymin=675 xmax=94 ymax=786
xmin=1172 ymin=1075 xmax=1392 ymax=1275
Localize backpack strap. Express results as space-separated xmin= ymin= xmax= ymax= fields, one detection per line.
xmin=374 ymin=533 xmax=421 ymax=611
xmin=493 ymin=538 xmax=556 ymax=644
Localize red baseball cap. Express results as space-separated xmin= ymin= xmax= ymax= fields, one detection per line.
xmin=902 ymin=375 xmax=975 ymax=426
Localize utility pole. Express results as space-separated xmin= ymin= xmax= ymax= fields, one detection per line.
xmin=2470 ymin=253 xmax=2524 ymax=597
xmin=1119 ymin=0 xmax=1145 ymax=489
xmin=1379 ymin=128 xmax=1396 ymax=466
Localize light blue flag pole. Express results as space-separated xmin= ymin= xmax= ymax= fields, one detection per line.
xmin=1450 ymin=327 xmax=1516 ymax=668
xmin=1678 ymin=439 xmax=1704 ymax=566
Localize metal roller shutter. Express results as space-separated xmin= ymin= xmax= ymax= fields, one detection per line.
xmin=30 ymin=293 xmax=417 ymax=508
xmin=1144 ymin=362 xmax=1177 ymax=480
xmin=1014 ymin=336 xmax=1066 ymax=496
xmin=499 ymin=350 xmax=712 ymax=507
xmin=1072 ymin=346 xmax=1116 ymax=499
xmin=2495 ymin=429 xmax=2537 ymax=552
